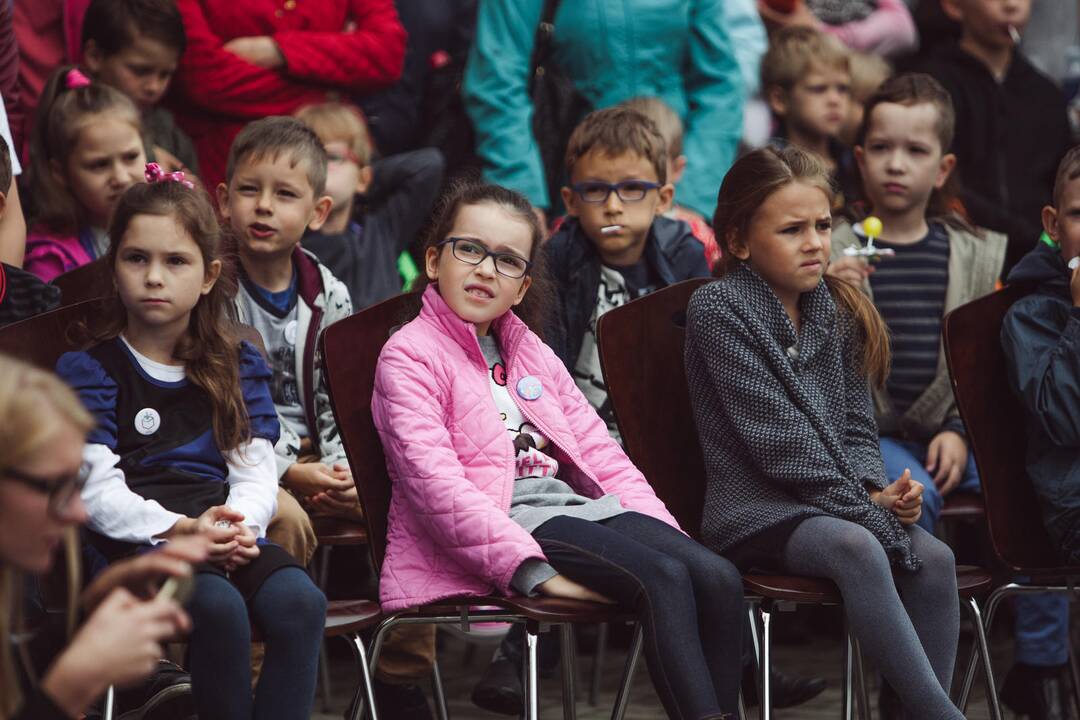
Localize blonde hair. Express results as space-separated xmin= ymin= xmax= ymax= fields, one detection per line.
xmin=761 ymin=26 xmax=850 ymax=92
xmin=295 ymin=102 xmax=374 ymax=167
xmin=848 ymin=51 xmax=892 ymax=103
xmin=621 ymin=96 xmax=684 ymax=159
xmin=0 ymin=355 xmax=93 ymax=719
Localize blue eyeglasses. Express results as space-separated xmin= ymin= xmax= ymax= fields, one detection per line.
xmin=570 ymin=180 xmax=662 ymax=204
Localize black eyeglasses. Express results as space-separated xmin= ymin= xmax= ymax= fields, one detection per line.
xmin=438 ymin=237 xmax=533 ymax=279
xmin=570 ymin=180 xmax=662 ymax=204
xmin=2 ymin=462 xmax=90 ymax=518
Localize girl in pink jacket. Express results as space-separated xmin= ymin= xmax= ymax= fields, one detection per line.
xmin=372 ymin=182 xmax=744 ymax=719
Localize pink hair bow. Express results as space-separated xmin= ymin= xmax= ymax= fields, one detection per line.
xmin=144 ymin=162 xmax=194 ymax=189
xmin=65 ymin=68 xmax=91 ymax=90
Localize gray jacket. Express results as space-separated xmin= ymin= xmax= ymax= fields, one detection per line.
xmin=685 ymin=264 xmax=920 ymax=570
xmin=830 ymin=219 xmax=1006 ymax=440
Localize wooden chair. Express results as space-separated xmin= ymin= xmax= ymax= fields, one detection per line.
xmin=52 ymin=257 xmax=111 ymax=306
xmin=944 ymin=285 xmax=1080 ymax=715
xmin=597 ymin=278 xmax=997 ymax=720
xmin=320 ymin=291 xmax=645 ymax=720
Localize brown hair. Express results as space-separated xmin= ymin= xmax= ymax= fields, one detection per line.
xmin=761 ymin=26 xmax=850 ymax=93
xmin=417 ymin=180 xmax=551 ymax=337
xmin=713 ymin=146 xmax=890 ymax=386
xmin=84 ymin=180 xmax=250 ymax=453
xmin=621 ymin=96 xmax=684 ymax=159
xmin=1053 ymin=145 xmax=1080 ymax=208
xmin=294 ymin=102 xmax=374 ymax=167
xmin=0 ymin=136 xmax=11 ymax=197
xmin=854 ymin=73 xmax=960 ymax=220
xmin=0 ymin=355 xmax=94 ymax=719
xmin=27 ymin=65 xmax=143 ymax=234
xmin=225 ymin=116 xmax=328 ymax=196
xmin=564 ymin=106 xmax=668 ymax=184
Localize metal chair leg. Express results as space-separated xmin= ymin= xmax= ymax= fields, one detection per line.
xmin=958 ymin=584 xmax=1013 ymax=711
xmin=738 ymin=690 xmax=749 ymax=720
xmin=345 ymin=632 xmax=378 ymax=720
xmin=965 ymin=596 xmax=1003 ymax=720
xmin=431 ymin=656 xmax=449 ymax=720
xmin=524 ymin=622 xmax=541 ymax=720
xmin=842 ymin=630 xmax=856 ymax=720
xmin=590 ymin=622 xmax=609 ymax=706
xmin=611 ymin=623 xmax=643 ymax=720
xmin=852 ymin=634 xmax=871 ymax=720
xmin=103 ymin=685 xmax=116 ymax=720
xmin=760 ymin=606 xmax=772 ymax=720
xmin=560 ymin=624 xmax=578 ymax=720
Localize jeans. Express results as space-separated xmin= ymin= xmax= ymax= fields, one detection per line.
xmin=879 ymin=437 xmax=981 ymax=533
xmin=1014 ymin=590 xmax=1071 ymax=667
xmin=532 ymin=512 xmax=744 ymax=719
xmin=187 ymin=567 xmax=326 ymax=719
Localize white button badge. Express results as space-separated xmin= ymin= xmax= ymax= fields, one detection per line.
xmin=135 ymin=408 xmax=161 ymax=436
xmin=516 ymin=376 xmax=543 ymax=401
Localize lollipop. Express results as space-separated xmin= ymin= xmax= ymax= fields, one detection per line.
xmin=843 ymin=215 xmax=895 ymax=259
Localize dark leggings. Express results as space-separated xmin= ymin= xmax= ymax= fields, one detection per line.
xmin=186 ymin=567 xmax=327 ymax=719
xmin=533 ymin=512 xmax=744 ymax=720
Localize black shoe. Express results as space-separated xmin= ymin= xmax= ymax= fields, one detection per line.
xmin=369 ymin=678 xmax=434 ymax=720
xmin=741 ymin=665 xmax=827 ymax=709
xmin=1001 ymin=663 xmax=1071 ymax=720
xmin=471 ymin=656 xmax=523 ymax=716
xmin=114 ymin=660 xmax=195 ymax=720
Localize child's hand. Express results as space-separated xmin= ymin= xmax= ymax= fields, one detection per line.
xmin=826 ymin=256 xmax=872 ymax=286
xmin=192 ymin=506 xmax=244 ymax=565
xmin=284 ymin=462 xmax=354 ymax=498
xmin=1070 ymin=259 xmax=1080 ymax=307
xmin=81 ymin=535 xmax=208 ymax=609
xmin=537 ymin=575 xmax=615 ymax=605
xmin=307 ymin=484 xmax=365 ymax=521
xmin=223 ymin=36 xmax=284 ymax=69
xmin=871 ymin=470 xmax=923 ymax=525
xmin=926 ymin=430 xmax=968 ymax=495
xmin=223 ymin=524 xmax=260 ymax=572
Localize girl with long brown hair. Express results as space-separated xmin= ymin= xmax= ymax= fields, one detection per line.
xmin=685 ymin=145 xmax=965 ymax=719
xmin=53 ymin=167 xmax=326 ymax=720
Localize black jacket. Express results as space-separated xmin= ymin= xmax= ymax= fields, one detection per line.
xmin=543 ymin=215 xmax=710 ymax=370
xmin=1001 ymin=243 xmax=1080 ymax=562
xmin=919 ymin=44 xmax=1070 ymax=273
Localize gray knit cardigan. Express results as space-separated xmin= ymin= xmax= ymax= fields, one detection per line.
xmin=685 ymin=263 xmax=921 ymax=572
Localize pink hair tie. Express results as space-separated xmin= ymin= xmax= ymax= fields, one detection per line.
xmin=65 ymin=68 xmax=91 ymax=90
xmin=144 ymin=162 xmax=195 ymax=189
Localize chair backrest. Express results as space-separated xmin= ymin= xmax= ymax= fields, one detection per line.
xmin=943 ymin=284 xmax=1077 ymax=573
xmin=597 ymin=278 xmax=712 ymax=538
xmin=321 ymin=291 xmax=421 ymax=573
xmin=52 ymin=258 xmax=111 ymax=306
xmin=0 ymin=298 xmax=112 ymax=368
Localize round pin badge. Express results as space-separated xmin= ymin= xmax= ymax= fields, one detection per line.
xmin=516 ymin=376 xmax=543 ymax=401
xmin=135 ymin=408 xmax=161 ymax=436
xmin=284 ymin=320 xmax=298 ymax=346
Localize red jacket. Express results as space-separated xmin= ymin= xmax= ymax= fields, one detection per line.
xmin=172 ymin=0 xmax=406 ymax=189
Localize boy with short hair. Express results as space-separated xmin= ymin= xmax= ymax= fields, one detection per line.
xmin=81 ymin=0 xmax=200 ymax=175
xmin=546 ymin=106 xmax=710 ymax=442
xmin=921 ymin=0 xmax=1071 ymax=274
xmin=1000 ymin=147 xmax=1080 ymax=718
xmin=620 ymin=96 xmax=721 ymax=269
xmin=761 ymin=26 xmax=858 ymax=207
xmin=295 ymin=101 xmax=444 ymax=310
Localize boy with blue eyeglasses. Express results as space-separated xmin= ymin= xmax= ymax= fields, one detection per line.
xmin=544 ymin=106 xmax=710 ymax=443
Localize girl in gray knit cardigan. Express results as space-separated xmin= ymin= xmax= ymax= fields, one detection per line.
xmin=686 ymin=146 xmax=964 ymax=719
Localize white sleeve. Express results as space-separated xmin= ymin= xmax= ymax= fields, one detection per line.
xmin=0 ymin=93 xmax=22 ymax=175
xmin=81 ymin=443 xmax=185 ymax=545
xmin=224 ymin=438 xmax=278 ymax=538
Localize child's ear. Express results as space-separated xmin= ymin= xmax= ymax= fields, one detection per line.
xmin=726 ymin=227 xmax=750 ymax=260
xmin=201 ymin=258 xmax=223 ymax=295
xmin=656 ymin=183 xmax=675 ymax=215
xmin=83 ymin=40 xmax=105 ymax=74
xmin=853 ymin=144 xmax=865 ymax=172
xmin=560 ymin=185 xmax=577 ymax=217
xmin=356 ymin=165 xmax=374 ymax=195
xmin=934 ymin=153 xmax=957 ymax=189
xmin=1042 ymin=205 xmax=1060 ymax=243
xmin=512 ymin=275 xmax=533 ymax=306
xmin=50 ymin=158 xmax=67 ymax=189
xmin=670 ymin=155 xmax=688 ymax=186
xmin=766 ymin=86 xmax=789 ymax=118
xmin=0 ymin=190 xmax=10 ymax=221
xmin=215 ymin=183 xmax=230 ymax=219
xmin=424 ymin=245 xmax=440 ymax=282
xmin=306 ymin=195 xmax=334 ymax=231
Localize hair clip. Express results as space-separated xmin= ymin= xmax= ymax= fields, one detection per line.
xmin=144 ymin=162 xmax=195 ymax=189
xmin=65 ymin=68 xmax=92 ymax=90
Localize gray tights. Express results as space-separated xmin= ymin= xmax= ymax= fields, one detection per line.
xmin=782 ymin=516 xmax=963 ymax=720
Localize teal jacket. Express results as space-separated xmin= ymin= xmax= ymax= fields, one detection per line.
xmin=463 ymin=0 xmax=752 ymax=217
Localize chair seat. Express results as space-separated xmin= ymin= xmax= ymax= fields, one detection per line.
xmin=939 ymin=494 xmax=985 ymax=519
xmin=312 ymin=515 xmax=369 ymax=546
xmin=743 ymin=574 xmax=842 ymax=604
xmin=956 ymin=564 xmax=992 ymax=597
xmin=399 ymin=595 xmax=637 ymax=625
xmin=324 ymin=599 xmax=384 ymax=637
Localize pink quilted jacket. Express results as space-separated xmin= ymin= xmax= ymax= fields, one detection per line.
xmin=372 ymin=285 xmax=681 ymax=611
